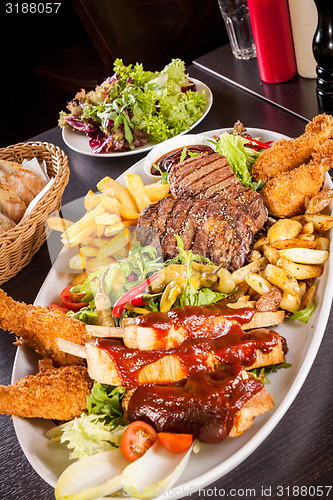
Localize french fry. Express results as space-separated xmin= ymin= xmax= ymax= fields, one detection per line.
xmin=85 ymin=256 xmax=116 ymax=273
xmin=281 ymin=257 xmax=324 ymax=280
xmin=62 ymin=226 xmax=95 ymax=247
xmin=69 ymin=252 xmax=87 ymax=270
xmin=144 ymin=183 xmax=170 ymax=203
xmin=83 ymin=237 xmax=112 ymax=248
xmin=245 ymin=273 xmax=273 ymax=295
xmin=104 ymin=219 xmax=137 ymax=237
xmin=47 ymin=216 xmax=73 ymax=232
xmin=95 ymin=213 xmax=121 ymax=226
xmin=265 ymin=263 xmax=299 ymax=295
xmin=267 ymin=219 xmax=302 ymax=243
xmin=271 ymin=238 xmax=316 ymax=249
xmin=97 ymin=229 xmax=130 ymax=260
xmin=71 ymin=271 xmax=88 ymax=286
xmin=279 ymin=248 xmax=329 ymax=265
xmin=97 ymin=176 xmax=138 ymax=213
xmin=300 ymin=284 xmax=316 ymax=310
xmin=231 ymin=257 xmax=268 ymax=285
xmin=80 ymin=245 xmax=99 ymax=257
xmin=124 ymin=173 xmax=151 ymax=213
xmin=84 ymin=190 xmax=96 ymax=211
xmin=61 ymin=204 xmax=106 ymax=243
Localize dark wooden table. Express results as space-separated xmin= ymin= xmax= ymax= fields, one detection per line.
xmin=193 ymin=44 xmax=321 ymax=122
xmin=0 ymin=63 xmax=332 ymax=500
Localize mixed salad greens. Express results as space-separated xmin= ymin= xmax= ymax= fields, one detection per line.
xmin=59 ymin=58 xmax=208 ymax=153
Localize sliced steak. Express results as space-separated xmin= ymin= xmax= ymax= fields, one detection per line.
xmin=168 ymin=153 xmax=267 ymax=229
xmin=137 ymin=197 xmax=257 ymax=271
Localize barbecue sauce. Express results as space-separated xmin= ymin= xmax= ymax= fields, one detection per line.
xmin=97 ymin=326 xmax=281 ymax=389
xmin=127 ymin=364 xmax=266 ymax=443
xmin=136 ymin=302 xmax=257 ymax=337
xmin=150 ymin=145 xmax=215 ymax=175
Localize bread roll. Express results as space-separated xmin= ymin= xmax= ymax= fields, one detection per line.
xmin=0 ymin=213 xmax=16 ymax=236
xmin=0 ymin=167 xmax=34 ymax=206
xmin=0 ymin=160 xmax=45 ymax=198
xmin=0 ymin=185 xmax=27 ymax=223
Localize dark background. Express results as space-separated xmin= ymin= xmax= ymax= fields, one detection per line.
xmin=0 ymin=0 xmax=228 ymax=148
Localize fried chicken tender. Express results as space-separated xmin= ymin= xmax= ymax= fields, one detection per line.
xmin=252 ymin=114 xmax=333 ymax=183
xmin=0 ymin=360 xmax=92 ymax=420
xmin=0 ymin=289 xmax=87 ymax=366
xmin=261 ymin=140 xmax=333 ymax=218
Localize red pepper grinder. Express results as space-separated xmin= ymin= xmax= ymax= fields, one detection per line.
xmin=313 ymin=0 xmax=333 ymax=112
xmin=247 ymin=0 xmax=297 ymax=83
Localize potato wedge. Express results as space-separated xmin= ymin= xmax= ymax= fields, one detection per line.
xmin=265 ymin=263 xmax=299 ymax=295
xmin=231 ymin=257 xmax=268 ymax=285
xmin=281 ymin=257 xmax=324 ymax=280
xmin=315 ymin=236 xmax=330 ymax=250
xmin=245 ymin=273 xmax=273 ymax=295
xmin=303 ymin=214 xmax=333 ymax=232
xmin=300 ymin=284 xmax=316 ymax=310
xmin=279 ymin=248 xmax=329 ymax=265
xmin=305 ymin=189 xmax=333 ymax=215
xmin=262 ymin=244 xmax=280 ymax=266
xmin=271 ymin=238 xmax=316 ymax=249
xmin=279 ymin=290 xmax=301 ymax=313
xmin=267 ymin=219 xmax=302 ymax=243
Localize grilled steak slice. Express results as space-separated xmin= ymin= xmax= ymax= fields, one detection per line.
xmin=137 ymin=197 xmax=257 ymax=271
xmin=168 ymin=153 xmax=267 ymax=229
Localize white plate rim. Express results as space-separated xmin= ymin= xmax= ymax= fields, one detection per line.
xmin=61 ymin=78 xmax=213 ymax=157
xmin=11 ymin=127 xmax=333 ymax=498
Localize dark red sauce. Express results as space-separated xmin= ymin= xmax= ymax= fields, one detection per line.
xmin=135 ymin=302 xmax=257 ymax=346
xmin=127 ymin=364 xmax=265 ymax=443
xmin=150 ymin=144 xmax=215 ymax=175
xmin=97 ymin=326 xmax=280 ymax=389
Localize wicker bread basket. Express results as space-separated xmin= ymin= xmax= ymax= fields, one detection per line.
xmin=0 ymin=141 xmax=70 ymax=284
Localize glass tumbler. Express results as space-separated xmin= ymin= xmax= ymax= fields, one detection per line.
xmin=217 ymin=0 xmax=257 ymax=60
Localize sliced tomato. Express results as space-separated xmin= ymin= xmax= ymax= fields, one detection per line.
xmin=49 ymin=302 xmax=71 ymax=314
xmin=121 ymin=421 xmax=157 ymax=462
xmin=157 ymin=432 xmax=193 ymax=454
xmin=60 ymin=286 xmax=89 ymax=312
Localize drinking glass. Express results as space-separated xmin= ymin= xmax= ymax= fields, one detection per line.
xmin=217 ymin=0 xmax=256 ymax=60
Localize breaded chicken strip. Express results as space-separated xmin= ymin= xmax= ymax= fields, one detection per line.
xmin=0 ymin=288 xmax=87 ymax=366
xmin=0 ymin=360 xmax=92 ymax=420
xmin=252 ymin=114 xmax=333 ymax=183
xmin=261 ymin=139 xmax=333 ymax=218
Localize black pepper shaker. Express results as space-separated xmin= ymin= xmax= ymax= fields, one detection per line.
xmin=313 ymin=0 xmax=333 ymax=112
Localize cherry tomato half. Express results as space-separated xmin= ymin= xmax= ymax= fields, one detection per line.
xmin=121 ymin=421 xmax=157 ymax=462
xmin=60 ymin=286 xmax=89 ymax=312
xmin=157 ymin=432 xmax=193 ymax=454
xmin=49 ymin=302 xmax=71 ymax=314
